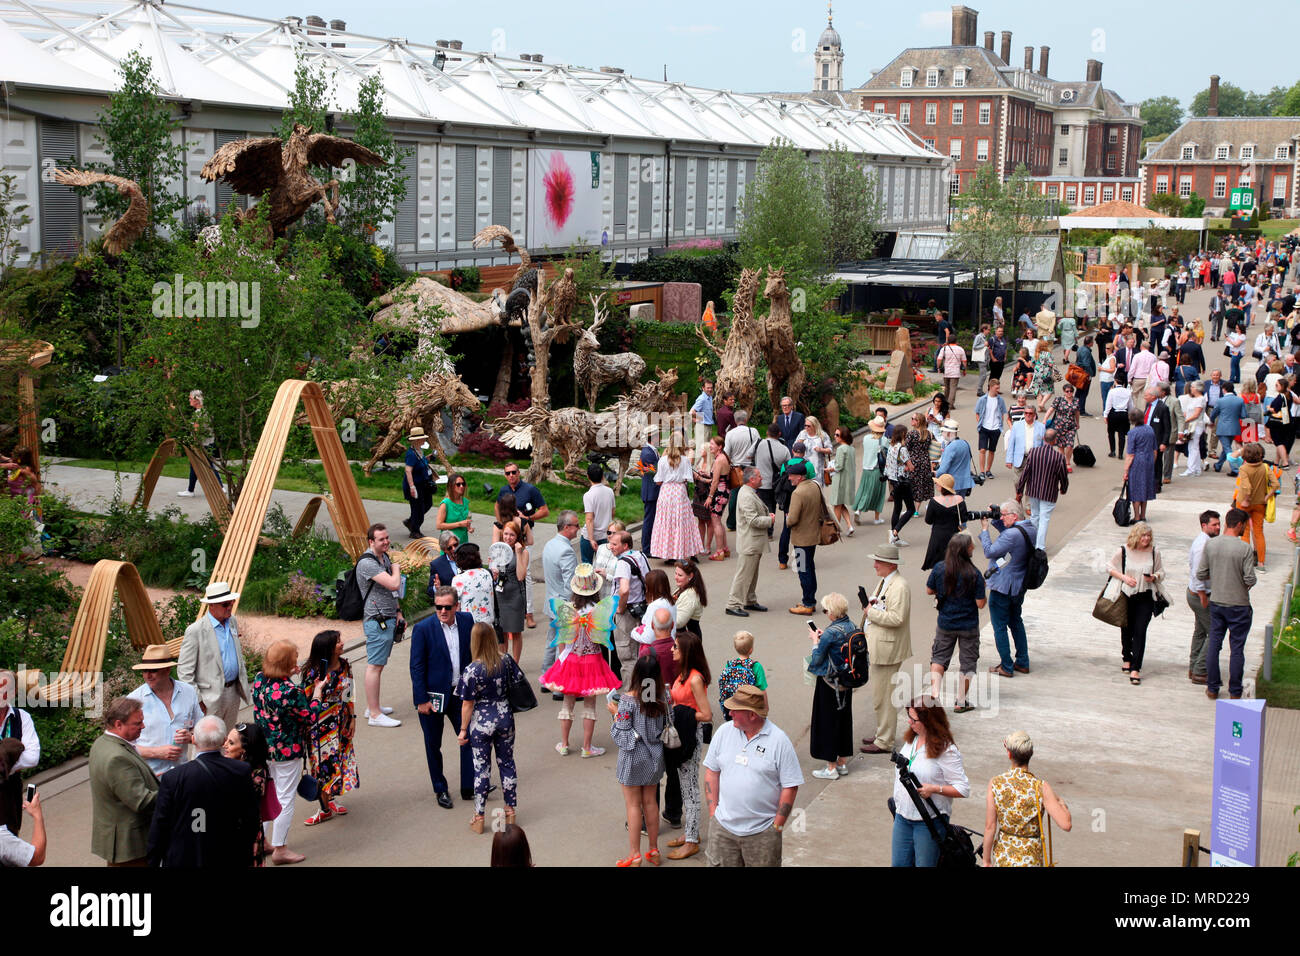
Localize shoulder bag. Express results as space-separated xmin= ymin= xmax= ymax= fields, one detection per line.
xmin=1036 ymin=778 xmax=1055 ymax=867
xmin=505 ymin=655 xmax=539 ymax=714
xmin=1112 ymin=480 xmax=1131 ymax=527
xmin=1092 ymin=547 xmax=1129 ymax=628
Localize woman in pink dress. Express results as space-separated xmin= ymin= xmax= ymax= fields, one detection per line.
xmin=649 ymin=433 xmax=705 ymax=563
xmin=541 ymin=564 xmax=621 ymax=758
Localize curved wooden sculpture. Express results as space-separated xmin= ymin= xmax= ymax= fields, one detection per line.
xmin=131 ymin=438 xmax=232 ymax=531
xmin=695 ymin=268 xmax=762 ymax=413
xmin=198 ymin=380 xmax=371 ymax=622
xmin=758 ymin=268 xmax=807 ymax=412
xmin=574 ymin=294 xmax=646 ymax=409
xmin=200 ymin=124 xmax=385 ymax=236
xmin=19 ymin=560 xmax=163 ymax=706
xmin=1 ymin=339 xmax=53 ymax=481
xmin=51 ymin=169 xmax=149 ymax=255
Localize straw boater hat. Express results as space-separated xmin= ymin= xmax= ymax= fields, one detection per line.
xmin=569 ymin=563 xmax=604 ymax=597
xmin=872 ymin=543 xmax=902 ymax=566
xmin=868 ymin=419 xmax=887 ymax=434
xmin=408 ymin=425 xmax=429 ymax=444
xmin=721 ymin=685 xmax=769 ymax=717
xmin=200 ymin=582 xmax=240 ymax=604
xmin=132 ymin=645 xmax=179 ymax=671
xmin=941 ymin=418 xmax=960 ymax=433
xmin=935 ymin=472 xmax=956 ymax=494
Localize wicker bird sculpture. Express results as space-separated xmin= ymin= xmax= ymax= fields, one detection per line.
xmin=51 ymin=168 xmax=149 ymax=255
xmin=200 ymin=123 xmax=385 ymax=236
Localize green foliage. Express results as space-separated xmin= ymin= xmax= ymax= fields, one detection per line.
xmin=1184 ymin=193 xmax=1206 ymax=218
xmin=1147 ymin=193 xmax=1186 ymax=217
xmin=737 ymin=139 xmax=829 ymax=275
xmin=339 ymin=74 xmax=412 ymax=239
xmin=278 ymin=52 xmax=335 ymax=141
xmin=1189 ymin=81 xmax=1289 ymax=117
xmin=1138 ymin=95 xmax=1184 ymax=140
xmin=0 ymin=171 xmax=32 ymax=278
xmin=449 ymin=266 xmax=481 ymax=292
xmin=626 ymin=249 xmax=740 ymax=309
xmin=630 ymin=319 xmax=710 ymax=398
xmin=1280 ymin=81 xmax=1300 ymax=117
xmin=949 ymin=165 xmax=1048 ymax=319
xmin=0 ymin=494 xmax=41 ymax=561
xmin=85 ymin=51 xmax=191 ymax=234
xmin=298 ymin=221 xmax=406 ymax=307
xmin=822 ymin=143 xmax=882 ymax=266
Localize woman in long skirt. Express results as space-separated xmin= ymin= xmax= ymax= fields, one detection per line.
xmin=854 ymin=419 xmax=888 ymax=524
xmin=829 ymin=427 xmax=857 ymax=534
xmin=300 ymin=629 xmax=359 ymax=827
xmin=649 ymin=433 xmax=705 ymax=562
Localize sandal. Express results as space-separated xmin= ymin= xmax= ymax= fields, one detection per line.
xmin=328 ymin=801 xmax=348 ymax=815
xmin=304 ymin=809 xmax=333 ymax=826
xmin=1129 ymin=674 xmax=1141 ymax=685
xmin=645 ymin=848 xmax=662 ymax=867
xmin=615 ymin=852 xmax=643 ymax=867
xmin=1121 ymin=665 xmax=1132 ymax=673
xmin=470 ymin=816 xmax=485 ymax=834
xmin=953 ymin=702 xmax=977 ymax=713
xmin=667 ymin=836 xmax=687 ymax=848
xmin=708 ymin=550 xmax=727 ymax=561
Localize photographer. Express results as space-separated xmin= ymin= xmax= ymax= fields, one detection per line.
xmin=0 ymin=739 xmax=45 ymax=866
xmin=890 ymin=697 xmax=969 ymax=868
xmin=979 ymin=501 xmax=1037 ymax=679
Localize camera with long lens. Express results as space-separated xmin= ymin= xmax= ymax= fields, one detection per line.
xmin=965 ymin=503 xmax=1001 ymax=522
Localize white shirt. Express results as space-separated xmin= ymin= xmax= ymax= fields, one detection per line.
xmin=582 ymin=484 xmax=616 ymax=542
xmin=1180 ymin=394 xmax=1207 ymax=433
xmin=441 ymin=619 xmax=462 ymax=685
xmin=980 ymin=397 xmax=1003 ymax=432
xmin=1188 ymin=531 xmax=1213 ymax=594
xmin=653 ymin=457 xmax=694 ymax=484
xmin=127 ymin=679 xmax=204 ymax=776
xmin=891 ymin=738 xmax=970 ymax=821
xmin=1104 ymin=386 xmax=1132 ymax=417
xmin=1099 ymin=354 xmax=1117 ymax=383
xmin=640 ymin=598 xmax=676 ymax=638
xmin=0 ymin=825 xmax=35 ymax=867
xmin=0 ymin=708 xmax=39 ymax=773
xmin=701 ymin=718 xmax=804 ymax=837
xmin=723 ymin=425 xmax=760 ymax=467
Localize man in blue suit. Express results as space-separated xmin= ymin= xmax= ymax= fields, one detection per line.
xmin=410 ymin=586 xmax=475 ymax=809
xmin=1003 ymin=405 xmax=1045 ymax=479
xmin=1209 ymin=383 xmax=1244 ymax=474
xmin=936 ymin=419 xmax=974 ymax=496
xmin=638 ymin=426 xmax=659 ymax=554
xmin=774 ymin=395 xmax=805 ymax=449
xmin=425 ymin=532 xmax=460 ymax=594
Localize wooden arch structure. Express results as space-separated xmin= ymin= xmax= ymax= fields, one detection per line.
xmin=131 ymin=438 xmax=232 ymax=530
xmin=2 ymin=340 xmax=54 ymax=480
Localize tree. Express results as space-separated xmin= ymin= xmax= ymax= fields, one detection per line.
xmin=1187 ymin=80 xmax=1276 ymax=117
xmin=821 ymin=143 xmax=882 ymax=266
xmin=0 ymin=172 xmax=31 ymax=279
xmin=1184 ymin=193 xmax=1206 ymax=218
xmin=1249 ymin=86 xmax=1288 ymax=116
xmin=1278 ymin=80 xmax=1300 ymax=117
xmin=277 ymin=52 xmax=335 ymax=141
xmin=1139 ymin=95 xmax=1184 ymax=140
xmin=737 ymin=139 xmax=828 ymax=275
xmin=340 ymin=75 xmax=412 ymax=240
xmin=1106 ymin=234 xmax=1148 ymax=269
xmin=1147 ymin=193 xmax=1186 ymax=217
xmin=88 ymin=51 xmax=190 ymax=235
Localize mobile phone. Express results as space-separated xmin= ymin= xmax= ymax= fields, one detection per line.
xmin=807 ymin=620 xmax=818 ymax=632
xmin=25 ymin=783 xmax=35 ymax=802
xmin=858 ymin=586 xmax=870 ymax=608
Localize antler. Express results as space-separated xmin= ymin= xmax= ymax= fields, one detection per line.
xmin=694 ymin=322 xmax=723 ymax=358
xmin=587 ymin=293 xmax=608 ymax=336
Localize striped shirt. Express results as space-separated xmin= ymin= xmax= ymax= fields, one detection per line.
xmin=1016 ymin=444 xmax=1069 ymax=502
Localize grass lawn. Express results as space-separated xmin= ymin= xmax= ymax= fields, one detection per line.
xmin=59 ymin=457 xmax=648 ymax=524
xmin=1206 ymin=218 xmax=1296 ymax=240
xmin=1261 ymin=589 xmax=1300 ymax=709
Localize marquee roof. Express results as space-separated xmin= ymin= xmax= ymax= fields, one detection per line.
xmin=0 ymin=0 xmax=945 ymax=160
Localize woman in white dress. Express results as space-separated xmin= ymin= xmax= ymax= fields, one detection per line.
xmin=795 ymin=415 xmax=833 ymax=485
xmin=649 ymin=433 xmax=705 ymax=563
xmin=1178 ymin=380 xmax=1207 ymax=477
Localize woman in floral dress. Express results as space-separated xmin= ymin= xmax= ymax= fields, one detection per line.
xmin=300 ymin=629 xmax=359 ymax=827
xmin=1030 ymin=345 xmax=1056 ymax=413
xmin=253 ymin=639 xmax=323 ymax=865
xmin=1046 ymin=382 xmax=1080 ymax=470
xmin=649 ymin=433 xmax=705 ymax=562
xmin=983 ymin=730 xmax=1072 ymax=867
xmin=451 ymin=543 xmax=496 ymax=627
xmin=905 ymin=412 xmax=934 ymax=506
xmin=456 ymin=622 xmax=522 ymax=834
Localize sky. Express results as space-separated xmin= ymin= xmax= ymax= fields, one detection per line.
xmin=204 ymin=0 xmax=1296 ymax=109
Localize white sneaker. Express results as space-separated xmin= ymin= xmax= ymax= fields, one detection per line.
xmin=872 ymin=518 xmax=885 ymax=525
xmin=177 ymin=490 xmax=194 ymax=497
xmin=895 ymin=537 xmax=909 ymax=546
xmin=363 ymin=707 xmax=394 ymax=718
xmin=368 ymin=713 xmax=402 ymax=728
xmin=812 ymin=767 xmax=839 ymax=780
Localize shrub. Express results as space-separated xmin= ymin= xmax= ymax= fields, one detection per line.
xmin=449 ymin=266 xmax=481 ymax=292
xmin=458 ymin=428 xmax=512 ymax=460
xmin=276 ymin=570 xmax=332 ymax=618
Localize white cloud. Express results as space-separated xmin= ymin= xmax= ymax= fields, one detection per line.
xmin=917 ymin=10 xmax=948 ymax=31
xmin=667 ymin=24 xmax=722 ymax=35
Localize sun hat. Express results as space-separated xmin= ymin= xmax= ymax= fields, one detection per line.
xmin=408 ymin=425 xmax=429 ymax=444
xmin=868 ymin=419 xmax=887 ymax=434
xmin=721 ymin=684 xmax=769 ymax=717
xmin=941 ymin=418 xmax=960 ymax=432
xmin=200 ymin=582 xmax=240 ymax=604
xmin=569 ymin=563 xmax=604 ymax=597
xmin=132 ymin=645 xmax=179 ymax=671
xmin=872 ymin=543 xmax=902 ymax=565
xmin=935 ymin=473 xmax=956 ymax=494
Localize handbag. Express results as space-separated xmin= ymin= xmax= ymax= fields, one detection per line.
xmin=818 ymin=497 xmax=840 ymax=545
xmin=1036 ymin=779 xmax=1055 ymax=867
xmin=1092 ymin=557 xmax=1129 ymax=628
xmin=505 ymin=656 xmax=539 ymax=713
xmin=1266 ymin=493 xmax=1277 ymax=524
xmin=660 ymin=720 xmax=682 ymax=749
xmin=971 ymin=347 xmax=988 ymax=364
xmin=297 ymin=760 xmax=320 ymax=802
xmin=1111 ymin=481 xmax=1131 ymax=527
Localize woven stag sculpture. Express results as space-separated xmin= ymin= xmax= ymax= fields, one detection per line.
xmin=200 ymin=124 xmax=385 ymax=236
xmin=574 ymin=294 xmax=646 ymax=408
xmin=758 ymin=267 xmax=806 ymax=412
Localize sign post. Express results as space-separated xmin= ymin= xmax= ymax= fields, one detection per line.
xmin=1228 ymin=187 xmax=1254 ymax=212
xmin=1209 ymin=698 xmax=1265 ymax=866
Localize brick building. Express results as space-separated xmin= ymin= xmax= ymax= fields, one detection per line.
xmin=1139 ymin=79 xmax=1300 ymax=216
xmin=851 ymin=5 xmax=1143 ymax=206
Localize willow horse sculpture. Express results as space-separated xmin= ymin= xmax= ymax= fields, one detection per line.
xmin=200 ymin=124 xmax=385 ymax=235
xmin=51 ymin=169 xmax=149 ymax=254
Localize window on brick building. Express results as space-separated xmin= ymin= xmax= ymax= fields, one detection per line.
xmin=976 ymin=139 xmax=989 ymax=161
xmin=900 ymin=69 xmax=914 ymax=88
xmin=978 ymin=102 xmax=991 ymax=124
xmin=1084 ymin=186 xmax=1096 ymax=204
xmin=923 ymin=138 xmax=935 ymax=150
xmin=951 ymin=103 xmax=963 ymax=125
xmin=1155 ymin=176 xmax=1168 ymax=194
xmin=1213 ymin=176 xmax=1226 ymax=199
xmin=874 ymin=102 xmax=886 ymax=113
xmin=1102 ymin=186 xmax=1114 ymax=201
xmin=953 ymin=69 xmax=966 ymax=88
xmin=925 ymin=103 xmax=937 ymax=124
xmin=899 ymin=103 xmax=911 ymax=124
xmin=1240 ymin=145 xmax=1255 ymax=160
xmin=1181 ymin=145 xmax=1196 ymax=160
xmin=1058 ymin=148 xmax=1067 ymax=166
xmin=1106 ymin=153 xmax=1116 ymax=170
xmin=950 ymin=175 xmax=961 ymax=195
xmin=1239 ymin=172 xmax=1251 ymax=187
xmin=1060 ymin=125 xmax=1069 ymax=136
xmin=1178 ymin=176 xmax=1192 ymax=198
xmin=1065 ymin=186 xmax=1077 ymax=203
xmin=1277 ymin=145 xmax=1291 ymax=160
xmin=949 ymin=139 xmax=962 ymax=161
xmin=926 ymin=69 xmax=939 ymax=88
xmin=1108 ymin=129 xmax=1119 ymax=144
xmin=1121 ymin=186 xmax=1133 ymax=202
xmin=1275 ymin=176 xmax=1289 ymax=200
xmin=1215 ymin=145 xmax=1230 ymax=160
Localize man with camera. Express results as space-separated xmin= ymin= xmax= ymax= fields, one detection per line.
xmin=609 ymin=531 xmax=651 ymax=668
xmin=358 ymin=523 xmax=405 ymax=728
xmin=980 ymin=500 xmax=1037 ymax=678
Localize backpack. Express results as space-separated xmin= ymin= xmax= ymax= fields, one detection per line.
xmin=829 ymin=624 xmax=870 ymax=689
xmin=1013 ymin=524 xmax=1049 ymax=592
xmin=617 ymin=553 xmax=650 ymax=618
xmin=718 ymin=657 xmax=757 ymax=712
xmin=335 ymin=553 xmax=381 ymax=621
xmin=773 ymin=460 xmax=798 ymax=511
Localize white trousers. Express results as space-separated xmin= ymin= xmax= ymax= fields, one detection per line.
xmin=266 ymin=759 xmax=302 ymax=847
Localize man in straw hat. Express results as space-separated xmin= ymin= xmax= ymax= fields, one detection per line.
xmin=402 ymin=425 xmax=436 ymax=539
xmin=127 ymin=645 xmax=204 ymax=777
xmin=860 ymin=543 xmax=912 ymax=755
xmin=936 ymin=418 xmax=974 ymax=497
xmin=179 ymin=581 xmax=250 ymax=734
xmin=702 ymin=685 xmax=802 ymax=867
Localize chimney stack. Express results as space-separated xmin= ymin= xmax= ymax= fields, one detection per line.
xmin=1086 ymin=59 xmax=1102 ymax=82
xmin=448 ymin=40 xmax=463 ymax=50
xmin=951 ymin=5 xmax=977 ymax=47
xmin=1038 ymin=46 xmax=1050 ymax=77
xmin=983 ymin=31 xmax=994 ymax=52
xmin=1024 ymin=46 xmax=1034 ymax=71
xmin=329 ymin=19 xmax=346 ymax=48
xmin=305 ymin=14 xmax=325 ymax=35
xmin=1000 ymin=30 xmax=1011 ymax=65
xmin=1208 ymin=75 xmax=1220 ymax=116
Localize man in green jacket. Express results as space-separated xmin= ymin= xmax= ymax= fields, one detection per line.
xmin=88 ymin=696 xmax=159 ymax=866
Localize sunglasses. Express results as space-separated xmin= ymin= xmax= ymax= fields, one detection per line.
xmin=453 ymin=481 xmax=466 ymax=487
xmin=435 ymin=603 xmax=457 ymax=610
xmin=505 ymin=470 xmax=519 ymax=475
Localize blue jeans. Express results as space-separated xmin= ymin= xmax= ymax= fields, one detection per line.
xmin=989 ymin=589 xmax=1028 ymax=673
xmin=794 ymin=544 xmax=817 ymax=608
xmin=1100 ymin=379 xmax=1112 ymax=410
xmin=1229 ymin=354 xmax=1241 ymax=383
xmin=778 ymin=512 xmax=791 ymax=564
xmin=891 ymin=813 xmax=946 ymax=867
xmin=580 ymin=537 xmax=596 ymax=564
xmin=1207 ymin=603 xmax=1252 ymax=697
xmin=1215 ymin=438 xmax=1240 ymax=472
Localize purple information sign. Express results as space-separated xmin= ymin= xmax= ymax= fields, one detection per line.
xmin=1210 ymin=699 xmax=1265 ymax=867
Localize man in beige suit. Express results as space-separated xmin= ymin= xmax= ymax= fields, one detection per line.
xmin=859 ymin=544 xmax=912 ymax=755
xmin=1034 ymin=306 xmax=1057 ymax=348
xmin=725 ymin=468 xmax=773 ymax=617
xmin=178 ymin=582 xmax=249 ymax=731
xmin=88 ymin=696 xmax=158 ymax=865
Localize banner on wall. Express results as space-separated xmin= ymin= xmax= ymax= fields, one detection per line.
xmin=527 ymin=149 xmax=604 ymax=249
